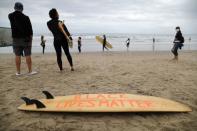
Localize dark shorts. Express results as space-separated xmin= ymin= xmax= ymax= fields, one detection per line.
xmin=13 ymin=38 xmax=32 ymax=56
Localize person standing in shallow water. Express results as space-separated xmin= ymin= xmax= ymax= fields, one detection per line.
xmin=171 ymin=26 xmax=184 ymax=60
xmin=126 ymin=38 xmax=130 ymax=51
xmin=40 ymin=35 xmax=46 ymax=54
xmin=47 ymin=8 xmax=74 ymax=71
xmin=78 ymin=37 xmax=82 ymax=53
xmin=153 ymin=37 xmax=155 ymax=52
xmin=103 ymin=35 xmax=106 ymax=51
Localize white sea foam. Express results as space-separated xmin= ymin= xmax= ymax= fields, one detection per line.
xmin=0 ymin=33 xmax=197 ymax=53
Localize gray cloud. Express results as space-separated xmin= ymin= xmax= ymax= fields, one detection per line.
xmin=0 ymin=0 xmax=197 ymax=34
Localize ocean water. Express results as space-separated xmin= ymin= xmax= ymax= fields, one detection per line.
xmin=0 ymin=33 xmax=197 ymax=53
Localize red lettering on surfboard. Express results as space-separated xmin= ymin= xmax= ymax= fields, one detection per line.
xmin=99 ymin=100 xmax=109 ymax=107
xmin=118 ymin=100 xmax=125 ymax=107
xmin=86 ymin=100 xmax=95 ymax=107
xmin=75 ymin=94 xmax=128 ymax=100
xmin=55 ymin=96 xmax=153 ymax=109
xmin=110 ymin=100 xmax=120 ymax=107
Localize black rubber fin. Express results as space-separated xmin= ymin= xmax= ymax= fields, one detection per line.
xmin=31 ymin=99 xmax=46 ymax=108
xmin=21 ymin=97 xmax=34 ymax=105
xmin=42 ymin=91 xmax=54 ymax=99
xmin=21 ymin=97 xmax=46 ymax=108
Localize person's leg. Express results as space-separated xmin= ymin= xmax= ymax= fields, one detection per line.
xmin=78 ymin=46 xmax=80 ymax=53
xmin=171 ymin=43 xmax=179 ymax=60
xmin=104 ymin=42 xmax=107 ymax=51
xmin=44 ymin=45 xmax=45 ymax=54
xmin=54 ymin=43 xmax=63 ymax=70
xmin=61 ymin=41 xmax=74 ymax=71
xmin=24 ymin=45 xmax=32 ymax=72
xmin=25 ymin=55 xmax=32 ymax=72
xmin=15 ymin=55 xmax=21 ymax=74
xmin=13 ymin=45 xmax=22 ymax=74
xmin=43 ymin=45 xmax=45 ymax=54
xmin=23 ymin=43 xmax=37 ymax=75
xmin=174 ymin=45 xmax=179 ymax=60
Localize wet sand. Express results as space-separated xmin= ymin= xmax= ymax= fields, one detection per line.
xmin=0 ymin=51 xmax=197 ymax=131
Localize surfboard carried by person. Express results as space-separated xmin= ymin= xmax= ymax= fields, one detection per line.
xmin=95 ymin=36 xmax=112 ymax=50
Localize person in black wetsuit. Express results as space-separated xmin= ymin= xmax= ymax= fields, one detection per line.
xmin=103 ymin=35 xmax=106 ymax=51
xmin=171 ymin=26 xmax=184 ymax=60
xmin=47 ymin=8 xmax=74 ymax=71
xmin=126 ymin=38 xmax=130 ymax=51
xmin=78 ymin=37 xmax=82 ymax=53
xmin=40 ymin=35 xmax=46 ymax=54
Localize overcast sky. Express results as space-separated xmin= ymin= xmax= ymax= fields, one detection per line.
xmin=0 ymin=0 xmax=197 ymax=34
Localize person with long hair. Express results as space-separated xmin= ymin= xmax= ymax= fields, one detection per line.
xmin=47 ymin=8 xmax=74 ymax=71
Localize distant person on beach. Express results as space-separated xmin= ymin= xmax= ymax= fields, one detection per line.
xmin=78 ymin=37 xmax=82 ymax=53
xmin=40 ymin=35 xmax=46 ymax=54
xmin=103 ymin=35 xmax=106 ymax=51
xmin=8 ymin=2 xmax=37 ymax=76
xmin=126 ymin=38 xmax=130 ymax=51
xmin=47 ymin=8 xmax=74 ymax=71
xmin=153 ymin=37 xmax=155 ymax=51
xmin=171 ymin=26 xmax=184 ymax=60
xmin=153 ymin=38 xmax=155 ymax=43
xmin=189 ymin=37 xmax=191 ymax=42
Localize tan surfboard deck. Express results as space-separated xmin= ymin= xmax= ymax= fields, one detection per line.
xmin=18 ymin=91 xmax=192 ymax=112
xmin=96 ymin=36 xmax=113 ymax=49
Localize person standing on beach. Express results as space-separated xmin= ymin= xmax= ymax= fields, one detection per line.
xmin=126 ymin=38 xmax=130 ymax=51
xmin=188 ymin=37 xmax=191 ymax=50
xmin=171 ymin=26 xmax=184 ymax=60
xmin=47 ymin=8 xmax=74 ymax=71
xmin=8 ymin=2 xmax=37 ymax=76
xmin=40 ymin=35 xmax=46 ymax=54
xmin=189 ymin=37 xmax=191 ymax=42
xmin=103 ymin=35 xmax=106 ymax=51
xmin=78 ymin=37 xmax=82 ymax=53
xmin=153 ymin=38 xmax=155 ymax=43
xmin=153 ymin=37 xmax=155 ymax=51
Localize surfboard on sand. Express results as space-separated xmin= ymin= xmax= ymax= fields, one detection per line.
xmin=18 ymin=91 xmax=192 ymax=112
xmin=96 ymin=36 xmax=113 ymax=49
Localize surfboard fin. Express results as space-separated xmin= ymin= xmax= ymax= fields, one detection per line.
xmin=42 ymin=91 xmax=54 ymax=99
xmin=21 ymin=97 xmax=46 ymax=108
xmin=21 ymin=97 xmax=34 ymax=105
xmin=31 ymin=99 xmax=46 ymax=108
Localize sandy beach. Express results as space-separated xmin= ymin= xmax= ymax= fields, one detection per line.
xmin=0 ymin=51 xmax=197 ymax=131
